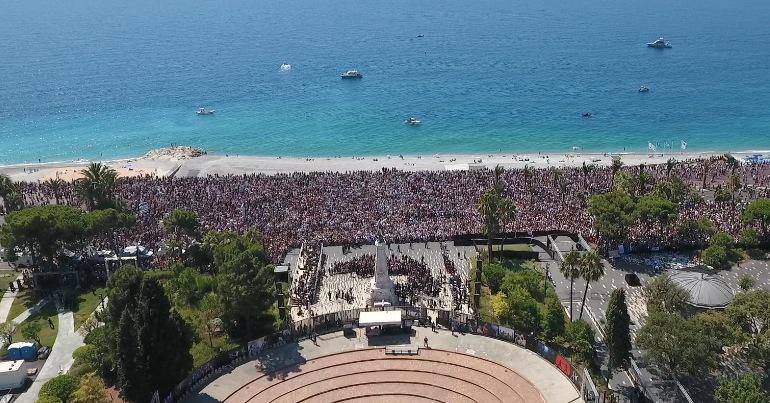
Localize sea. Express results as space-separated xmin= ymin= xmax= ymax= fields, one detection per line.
xmin=2 ymin=0 xmax=770 ymax=164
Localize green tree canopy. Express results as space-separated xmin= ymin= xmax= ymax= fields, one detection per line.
xmin=504 ymin=288 xmax=541 ymax=333
xmin=714 ymin=373 xmax=770 ymax=403
xmin=39 ymin=374 xmax=78 ymax=402
xmin=482 ymin=263 xmax=507 ymax=294
xmin=541 ymin=297 xmax=566 ymax=342
xmin=216 ymin=232 xmax=276 ymax=340
xmin=636 ymin=310 xmax=718 ymax=376
xmin=726 ymin=290 xmax=770 ymax=362
xmin=588 ymin=190 xmax=636 ymax=247
xmin=113 ymin=276 xmax=194 ymax=401
xmin=742 ymin=198 xmax=770 ymax=237
xmin=634 ymin=195 xmax=678 ymax=239
xmin=72 ymin=372 xmax=112 ymax=403
xmin=75 ymin=162 xmax=119 ymax=210
xmin=164 ymin=209 xmax=201 ymax=240
xmin=84 ymin=208 xmax=136 ymax=254
xmin=562 ymin=320 xmax=596 ymax=364
xmin=652 ymin=176 xmax=690 ymax=205
xmin=0 ymin=205 xmax=88 ymax=270
xmin=677 ymin=218 xmax=715 ymax=248
xmin=643 ymin=274 xmax=690 ymax=315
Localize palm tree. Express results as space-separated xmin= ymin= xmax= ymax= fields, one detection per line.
xmin=637 ymin=164 xmax=651 ymax=195
xmin=610 ymin=159 xmax=623 ymax=190
xmin=578 ymin=250 xmax=604 ymax=320
xmin=43 ymin=178 xmax=66 ymax=205
xmin=702 ymin=158 xmax=712 ymax=189
xmin=729 ymin=174 xmax=742 ymax=202
xmin=581 ymin=162 xmax=594 ymax=190
xmin=478 ymin=190 xmax=501 ymax=264
xmin=523 ymin=165 xmax=535 ymax=202
xmin=493 ymin=165 xmax=505 ymax=193
xmin=75 ymin=162 xmax=118 ymax=210
xmin=665 ymin=158 xmax=677 ymax=179
xmin=498 ymin=198 xmax=517 ymax=252
xmin=0 ymin=174 xmax=23 ymax=213
xmin=724 ymin=154 xmax=739 ymax=175
xmin=560 ymin=250 xmax=582 ymax=321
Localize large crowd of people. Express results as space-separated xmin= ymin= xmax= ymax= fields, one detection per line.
xmin=13 ymin=157 xmax=770 ymax=264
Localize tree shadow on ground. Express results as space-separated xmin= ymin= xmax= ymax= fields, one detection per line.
xmin=253 ymin=342 xmax=306 ymax=381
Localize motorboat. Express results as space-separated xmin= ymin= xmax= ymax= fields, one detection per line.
xmin=196 ymin=107 xmax=215 ymax=116
xmin=581 ymin=112 xmax=592 ymax=118
xmin=646 ymin=37 xmax=672 ymax=48
xmin=341 ymin=70 xmax=363 ymax=79
xmin=280 ymin=63 xmax=292 ymax=71
xmin=639 ymin=85 xmax=650 ymax=92
xmin=405 ymin=117 xmax=421 ymax=125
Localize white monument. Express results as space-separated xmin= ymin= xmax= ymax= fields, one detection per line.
xmin=370 ymin=222 xmax=396 ymax=307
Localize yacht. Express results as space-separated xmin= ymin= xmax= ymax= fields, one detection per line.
xmin=639 ymin=85 xmax=650 ymax=92
xmin=196 ymin=107 xmax=215 ymax=116
xmin=405 ymin=117 xmax=421 ymax=125
xmin=646 ymin=37 xmax=672 ymax=48
xmin=280 ymin=63 xmax=292 ymax=71
xmin=341 ymin=70 xmax=363 ymax=79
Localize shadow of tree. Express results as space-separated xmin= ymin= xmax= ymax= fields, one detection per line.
xmin=253 ymin=342 xmax=307 ymax=381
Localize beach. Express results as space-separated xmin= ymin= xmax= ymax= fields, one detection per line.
xmin=0 ymin=146 xmax=761 ymax=182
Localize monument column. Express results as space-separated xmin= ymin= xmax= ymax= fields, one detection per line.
xmin=370 ymin=222 xmax=396 ymax=306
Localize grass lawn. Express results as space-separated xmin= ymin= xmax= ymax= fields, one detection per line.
xmin=0 ymin=303 xmax=59 ymax=357
xmin=7 ymin=288 xmax=44 ymax=322
xmin=0 ymin=271 xmax=17 ymax=289
xmin=501 ymin=244 xmax=533 ymax=252
xmin=72 ymin=287 xmax=107 ymax=330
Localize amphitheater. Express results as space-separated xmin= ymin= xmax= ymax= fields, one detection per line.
xmin=192 ymin=328 xmax=583 ymax=403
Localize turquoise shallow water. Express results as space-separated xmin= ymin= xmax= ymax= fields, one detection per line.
xmin=1 ymin=0 xmax=770 ymax=163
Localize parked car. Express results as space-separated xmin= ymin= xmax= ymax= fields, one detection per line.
xmin=37 ymin=346 xmax=50 ymax=360
xmin=625 ymin=273 xmax=641 ymax=287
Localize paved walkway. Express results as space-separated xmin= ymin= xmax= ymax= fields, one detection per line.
xmin=193 ymin=328 xmax=582 ymax=403
xmin=15 ymin=311 xmax=84 ymax=403
xmin=0 ymin=274 xmax=22 ymax=323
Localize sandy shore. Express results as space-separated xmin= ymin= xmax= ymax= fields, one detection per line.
xmin=0 ymin=148 xmax=764 ymax=181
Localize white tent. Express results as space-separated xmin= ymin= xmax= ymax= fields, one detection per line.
xmin=0 ymin=360 xmax=25 ymax=390
xmin=358 ymin=310 xmax=403 ymax=327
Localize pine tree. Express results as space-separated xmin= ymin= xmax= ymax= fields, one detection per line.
xmin=605 ymin=288 xmax=632 ymax=369
xmin=217 ymin=238 xmax=276 ymax=339
xmin=116 ymin=309 xmax=139 ymax=400
xmin=135 ymin=277 xmax=193 ymax=401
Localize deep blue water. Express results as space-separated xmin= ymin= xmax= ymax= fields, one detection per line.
xmin=2 ymin=0 xmax=770 ymax=163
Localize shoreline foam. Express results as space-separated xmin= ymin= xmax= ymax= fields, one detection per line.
xmin=0 ymin=146 xmax=763 ymax=181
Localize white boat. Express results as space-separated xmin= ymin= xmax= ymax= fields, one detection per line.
xmin=646 ymin=37 xmax=672 ymax=48
xmin=280 ymin=63 xmax=292 ymax=71
xmin=405 ymin=117 xmax=421 ymax=125
xmin=639 ymin=85 xmax=650 ymax=92
xmin=196 ymin=107 xmax=215 ymax=116
xmin=340 ymin=70 xmax=363 ymax=79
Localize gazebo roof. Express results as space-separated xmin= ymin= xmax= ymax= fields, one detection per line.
xmin=669 ymin=271 xmax=734 ymax=309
